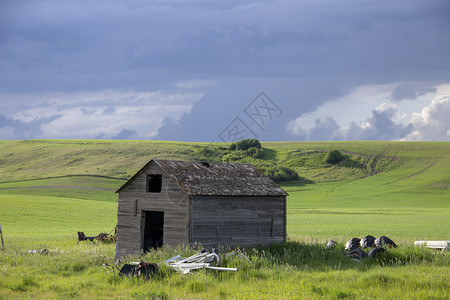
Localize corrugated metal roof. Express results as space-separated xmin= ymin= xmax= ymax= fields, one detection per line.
xmin=117 ymin=159 xmax=287 ymax=196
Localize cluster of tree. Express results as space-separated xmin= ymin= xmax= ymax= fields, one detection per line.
xmin=223 ymin=139 xmax=264 ymax=160
xmin=229 ymin=139 xmax=261 ymax=150
xmin=194 ymin=138 xmax=301 ymax=183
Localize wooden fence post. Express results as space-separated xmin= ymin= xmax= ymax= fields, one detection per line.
xmin=0 ymin=224 xmax=4 ymax=250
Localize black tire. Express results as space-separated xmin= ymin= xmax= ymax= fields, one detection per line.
xmin=137 ymin=264 xmax=158 ymax=279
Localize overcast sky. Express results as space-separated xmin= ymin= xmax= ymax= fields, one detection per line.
xmin=1 ymin=0 xmax=450 ymax=142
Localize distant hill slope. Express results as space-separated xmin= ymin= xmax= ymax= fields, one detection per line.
xmin=0 ymin=139 xmax=448 ymax=241
xmin=0 ymin=140 xmax=449 ymax=188
xmin=0 ymin=140 xmax=198 ymax=183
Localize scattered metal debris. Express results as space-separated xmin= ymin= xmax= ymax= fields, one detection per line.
xmin=414 ymin=241 xmax=449 ymax=252
xmin=108 ymin=249 xmax=238 ymax=280
xmin=166 ymin=250 xmax=238 ymax=274
xmin=26 ymin=249 xmax=49 ymax=255
xmin=163 ymin=254 xmax=181 ymax=263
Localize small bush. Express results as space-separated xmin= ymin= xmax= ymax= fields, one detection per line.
xmin=222 ymin=153 xmax=241 ymax=162
xmin=222 ymin=148 xmax=265 ymax=162
xmin=325 ymin=150 xmax=344 ymax=164
xmin=245 ymin=147 xmax=264 ymax=159
xmin=259 ymin=165 xmax=300 ymax=182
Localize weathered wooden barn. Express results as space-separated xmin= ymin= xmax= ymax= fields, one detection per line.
xmin=116 ymin=159 xmax=287 ymax=257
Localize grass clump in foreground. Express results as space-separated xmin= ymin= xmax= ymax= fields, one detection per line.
xmin=0 ymin=238 xmax=448 ymax=299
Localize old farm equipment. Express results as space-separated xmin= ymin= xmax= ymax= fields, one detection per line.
xmin=77 ymin=226 xmax=117 ymax=244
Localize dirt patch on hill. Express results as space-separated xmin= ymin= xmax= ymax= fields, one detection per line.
xmin=311 ymin=148 xmax=398 ymax=176
xmin=387 ymin=161 xmax=440 ymax=184
xmin=339 ymin=150 xmax=398 ymax=161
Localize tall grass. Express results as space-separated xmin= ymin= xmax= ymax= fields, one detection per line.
xmin=0 ymin=239 xmax=448 ymax=299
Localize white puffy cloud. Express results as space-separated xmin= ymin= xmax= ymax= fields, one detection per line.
xmin=0 ymin=89 xmax=202 ymax=139
xmin=345 ymin=103 xmax=413 ymax=140
xmin=288 ymin=102 xmax=413 ymax=141
xmin=405 ymin=94 xmax=450 ymax=141
xmin=287 ymin=83 xmax=450 ymax=141
xmin=0 ymin=113 xmax=62 ymax=139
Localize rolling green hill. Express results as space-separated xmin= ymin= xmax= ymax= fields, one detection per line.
xmin=0 ymin=139 xmax=449 ymax=242
xmin=1 ymin=139 xmax=448 ymax=184
xmin=0 ymin=139 xmax=449 ymax=299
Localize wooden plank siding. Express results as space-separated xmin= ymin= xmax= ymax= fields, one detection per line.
xmin=116 ymin=159 xmax=288 ymax=257
xmin=116 ymin=163 xmax=189 ymax=257
xmin=189 ymin=195 xmax=286 ymax=247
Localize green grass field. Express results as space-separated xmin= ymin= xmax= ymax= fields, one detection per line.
xmin=0 ymin=140 xmax=449 ymax=299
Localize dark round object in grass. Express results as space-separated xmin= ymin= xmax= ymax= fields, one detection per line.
xmin=345 ymin=238 xmax=361 ymax=251
xmin=137 ymin=263 xmax=158 ymax=279
xmin=345 ymin=248 xmax=366 ymax=260
xmin=119 ymin=264 xmax=138 ymax=278
xmin=360 ymin=235 xmax=376 ymax=248
xmin=368 ymin=247 xmax=385 ymax=258
xmin=374 ymin=236 xmax=397 ymax=248
xmin=326 ymin=240 xmax=338 ymax=249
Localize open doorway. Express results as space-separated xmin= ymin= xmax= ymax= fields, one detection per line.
xmin=142 ymin=211 xmax=164 ymax=251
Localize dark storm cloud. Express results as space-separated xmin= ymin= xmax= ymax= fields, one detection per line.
xmin=112 ymin=129 xmax=138 ymax=140
xmin=390 ymin=83 xmax=437 ymax=102
xmin=1 ymin=0 xmax=449 ymax=93
xmin=1 ymin=0 xmax=449 ymax=141
xmin=0 ymin=114 xmax=62 ymax=139
xmin=154 ymin=77 xmax=343 ymax=142
xmin=0 ymin=115 xmax=9 ymax=127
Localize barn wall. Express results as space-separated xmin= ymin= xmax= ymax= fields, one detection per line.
xmin=117 ymin=163 xmax=189 ymax=257
xmin=190 ymin=195 xmax=286 ymax=247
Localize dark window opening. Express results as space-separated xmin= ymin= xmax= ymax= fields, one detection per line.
xmin=147 ymin=174 xmax=162 ymax=193
xmin=143 ymin=211 xmax=164 ymax=251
